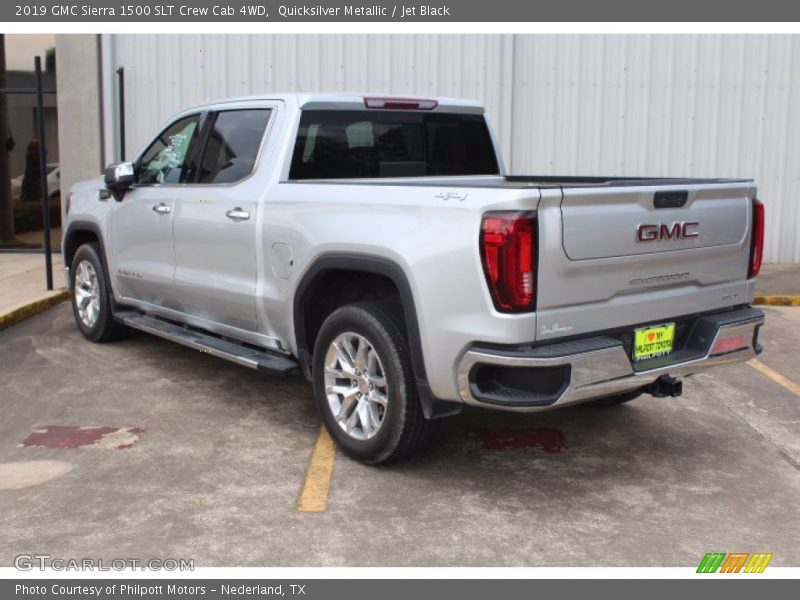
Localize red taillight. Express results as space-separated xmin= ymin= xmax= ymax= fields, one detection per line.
xmin=363 ymin=97 xmax=438 ymax=110
xmin=480 ymin=212 xmax=536 ymax=312
xmin=749 ymin=198 xmax=765 ymax=278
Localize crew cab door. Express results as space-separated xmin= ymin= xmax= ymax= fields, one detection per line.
xmin=171 ymin=106 xmax=273 ymax=333
xmin=109 ymin=113 xmax=203 ymax=306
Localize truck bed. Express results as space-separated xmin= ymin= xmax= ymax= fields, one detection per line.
xmin=504 ymin=175 xmax=753 ymax=188
xmin=287 ymin=174 xmax=753 ymax=188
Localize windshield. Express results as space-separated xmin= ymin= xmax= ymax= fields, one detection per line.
xmin=290 ymin=110 xmax=499 ymax=179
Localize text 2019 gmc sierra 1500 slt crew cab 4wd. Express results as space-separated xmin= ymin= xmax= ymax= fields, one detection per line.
xmin=63 ymin=94 xmax=765 ymax=464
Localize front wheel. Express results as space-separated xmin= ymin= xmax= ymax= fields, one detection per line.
xmin=70 ymin=243 xmax=128 ymax=343
xmin=312 ymin=301 xmax=436 ymax=465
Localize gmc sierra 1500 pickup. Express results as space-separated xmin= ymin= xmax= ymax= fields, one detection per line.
xmin=63 ymin=94 xmax=765 ymax=463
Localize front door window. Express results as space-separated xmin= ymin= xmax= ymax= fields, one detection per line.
xmin=136 ymin=115 xmax=200 ymax=185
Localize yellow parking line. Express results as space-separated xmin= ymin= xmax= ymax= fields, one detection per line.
xmin=296 ymin=425 xmax=336 ymax=513
xmin=748 ymin=359 xmax=800 ymax=398
xmin=753 ymin=295 xmax=800 ymax=307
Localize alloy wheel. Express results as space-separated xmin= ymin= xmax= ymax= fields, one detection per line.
xmin=74 ymin=260 xmax=100 ymax=328
xmin=323 ymin=331 xmax=389 ymax=440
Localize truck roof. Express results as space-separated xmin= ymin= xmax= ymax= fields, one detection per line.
xmin=187 ymin=93 xmax=485 ymax=113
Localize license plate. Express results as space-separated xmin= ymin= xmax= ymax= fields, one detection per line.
xmin=633 ymin=323 xmax=675 ymax=362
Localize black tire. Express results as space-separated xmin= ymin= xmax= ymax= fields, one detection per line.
xmin=312 ymin=301 xmax=437 ymax=465
xmin=70 ymin=243 xmax=128 ymax=343
xmin=589 ymin=388 xmax=645 ymax=407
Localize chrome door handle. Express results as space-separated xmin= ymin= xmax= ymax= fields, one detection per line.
xmin=152 ymin=203 xmax=171 ymax=215
xmin=226 ymin=208 xmax=250 ymax=221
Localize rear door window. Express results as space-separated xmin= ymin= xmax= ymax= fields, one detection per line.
xmin=290 ymin=110 xmax=499 ymax=179
xmin=196 ymin=109 xmax=271 ymax=184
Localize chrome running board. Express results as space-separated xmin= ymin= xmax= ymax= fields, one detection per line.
xmin=118 ymin=312 xmax=300 ymax=376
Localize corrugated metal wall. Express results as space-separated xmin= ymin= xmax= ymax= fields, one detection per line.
xmin=105 ymin=34 xmax=800 ymax=263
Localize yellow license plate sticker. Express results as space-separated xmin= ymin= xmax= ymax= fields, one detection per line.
xmin=633 ymin=323 xmax=675 ymax=362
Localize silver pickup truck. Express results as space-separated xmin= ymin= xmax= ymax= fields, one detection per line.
xmin=63 ymin=93 xmax=765 ymax=463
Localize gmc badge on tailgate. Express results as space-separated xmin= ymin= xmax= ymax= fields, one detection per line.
xmin=636 ymin=221 xmax=699 ymax=242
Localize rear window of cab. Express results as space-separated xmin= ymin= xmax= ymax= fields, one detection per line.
xmin=289 ymin=110 xmax=499 ymax=180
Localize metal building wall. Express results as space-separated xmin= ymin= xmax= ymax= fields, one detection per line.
xmin=104 ymin=34 xmax=509 ymax=158
xmin=510 ymin=35 xmax=800 ymax=265
xmin=104 ymin=34 xmax=800 ymax=263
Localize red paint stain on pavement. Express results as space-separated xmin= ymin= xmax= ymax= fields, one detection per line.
xmin=467 ymin=428 xmax=567 ymax=453
xmin=21 ymin=426 xmax=146 ymax=449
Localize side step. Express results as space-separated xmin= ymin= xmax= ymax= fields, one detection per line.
xmin=118 ymin=312 xmax=300 ymax=376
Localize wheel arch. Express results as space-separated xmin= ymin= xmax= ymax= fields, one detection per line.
xmin=293 ymin=254 xmax=460 ymax=419
xmin=294 ymin=255 xmax=423 ymax=377
xmin=63 ymin=221 xmax=112 ymax=292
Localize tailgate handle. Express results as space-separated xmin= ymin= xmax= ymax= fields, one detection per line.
xmin=654 ymin=191 xmax=688 ymax=209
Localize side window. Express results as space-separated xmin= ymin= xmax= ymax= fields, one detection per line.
xmin=196 ymin=109 xmax=271 ymax=184
xmin=136 ymin=114 xmax=201 ymax=185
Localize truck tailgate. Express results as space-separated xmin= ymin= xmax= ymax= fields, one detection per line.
xmin=535 ymin=181 xmax=757 ymax=342
xmin=561 ymin=186 xmax=749 ymax=260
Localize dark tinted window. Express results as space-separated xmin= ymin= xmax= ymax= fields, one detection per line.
xmin=136 ymin=114 xmax=201 ymax=184
xmin=197 ymin=109 xmax=271 ymax=184
xmin=290 ymin=110 xmax=499 ymax=179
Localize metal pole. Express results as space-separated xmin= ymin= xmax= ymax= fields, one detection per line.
xmin=35 ymin=56 xmax=53 ymax=291
xmin=116 ymin=66 xmax=125 ymax=160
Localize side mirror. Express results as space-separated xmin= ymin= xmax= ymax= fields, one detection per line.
xmin=104 ymin=161 xmax=134 ymax=198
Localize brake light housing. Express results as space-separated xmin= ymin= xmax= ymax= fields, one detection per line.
xmin=749 ymin=198 xmax=765 ymax=278
xmin=480 ymin=212 xmax=537 ymax=312
xmin=363 ymin=97 xmax=438 ymax=110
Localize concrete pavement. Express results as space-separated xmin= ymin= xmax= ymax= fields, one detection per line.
xmin=0 ymin=253 xmax=67 ymax=330
xmin=0 ymin=304 xmax=798 ymax=567
xmin=755 ymin=264 xmax=800 ymax=296
xmin=754 ymin=264 xmax=800 ymax=306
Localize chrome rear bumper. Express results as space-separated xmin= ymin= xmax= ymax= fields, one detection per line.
xmin=457 ymin=307 xmax=764 ymax=412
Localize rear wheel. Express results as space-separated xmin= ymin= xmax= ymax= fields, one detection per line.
xmin=589 ymin=388 xmax=645 ymax=407
xmin=70 ymin=243 xmax=128 ymax=343
xmin=312 ymin=301 xmax=436 ymax=464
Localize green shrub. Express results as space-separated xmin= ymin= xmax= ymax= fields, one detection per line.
xmin=13 ymin=197 xmax=61 ymax=234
